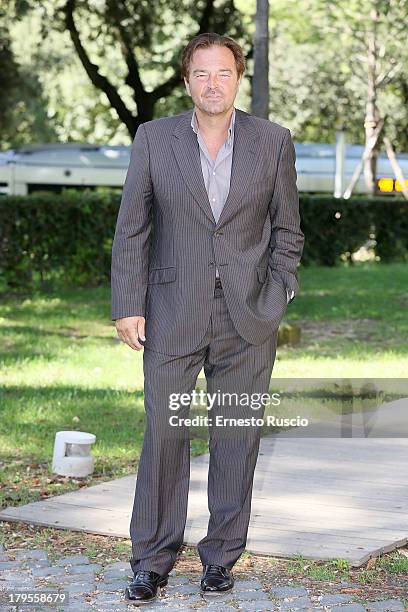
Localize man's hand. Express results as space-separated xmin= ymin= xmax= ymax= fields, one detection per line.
xmin=115 ymin=316 xmax=146 ymax=351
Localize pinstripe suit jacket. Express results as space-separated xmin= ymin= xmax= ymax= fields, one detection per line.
xmin=111 ymin=107 xmax=304 ymax=356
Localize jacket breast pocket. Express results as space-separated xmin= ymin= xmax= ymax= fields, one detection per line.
xmin=148 ymin=266 xmax=176 ymax=284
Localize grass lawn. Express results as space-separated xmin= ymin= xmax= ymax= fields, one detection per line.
xmin=280 ymin=261 xmax=408 ymax=377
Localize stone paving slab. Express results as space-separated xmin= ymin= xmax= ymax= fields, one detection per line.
xmin=2 ymin=436 xmax=408 ymax=567
xmin=0 ymin=548 xmax=406 ymax=611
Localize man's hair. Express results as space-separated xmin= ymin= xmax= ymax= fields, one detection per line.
xmin=181 ymin=33 xmax=246 ymax=81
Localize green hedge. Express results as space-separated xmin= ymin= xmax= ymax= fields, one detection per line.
xmin=299 ymin=194 xmax=408 ymax=266
xmin=0 ymin=191 xmax=119 ymax=288
xmin=0 ymin=191 xmax=407 ymax=289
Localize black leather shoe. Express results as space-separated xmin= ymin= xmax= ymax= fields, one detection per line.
xmin=124 ymin=570 xmax=168 ymax=605
xmin=200 ymin=564 xmax=234 ymax=593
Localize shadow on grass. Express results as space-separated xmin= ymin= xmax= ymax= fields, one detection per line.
xmin=0 ymin=324 xmax=117 ymax=368
xmin=0 ymin=385 xmax=146 ymax=455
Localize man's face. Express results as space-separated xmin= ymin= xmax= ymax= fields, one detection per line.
xmin=184 ymin=45 xmax=241 ymax=116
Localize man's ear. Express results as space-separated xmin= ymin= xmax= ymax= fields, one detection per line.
xmin=184 ymin=77 xmax=191 ymax=96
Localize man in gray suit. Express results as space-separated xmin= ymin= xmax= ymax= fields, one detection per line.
xmin=111 ymin=32 xmax=304 ymax=605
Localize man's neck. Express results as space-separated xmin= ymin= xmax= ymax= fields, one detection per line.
xmin=194 ymin=106 xmax=234 ymax=139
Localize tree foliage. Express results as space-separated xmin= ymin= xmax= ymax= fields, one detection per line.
xmin=6 ymin=0 xmax=248 ymax=138
xmin=1 ymin=0 xmax=408 ymax=154
xmin=0 ymin=1 xmax=57 ymax=147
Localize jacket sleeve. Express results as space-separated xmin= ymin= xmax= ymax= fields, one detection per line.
xmin=268 ymin=129 xmax=305 ymax=304
xmin=111 ymin=123 xmax=153 ymax=320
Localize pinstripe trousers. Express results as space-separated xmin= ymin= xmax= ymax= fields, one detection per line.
xmin=129 ymin=279 xmax=278 ymax=576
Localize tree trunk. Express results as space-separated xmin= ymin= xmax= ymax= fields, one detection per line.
xmin=364 ymin=8 xmax=381 ymax=195
xmin=251 ymin=0 xmax=269 ymax=119
xmin=131 ymin=94 xmax=155 ymax=137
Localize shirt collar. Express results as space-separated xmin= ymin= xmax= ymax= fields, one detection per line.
xmin=191 ymin=108 xmax=236 ymax=146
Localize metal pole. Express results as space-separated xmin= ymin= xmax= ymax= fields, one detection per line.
xmin=334 ymin=130 xmax=345 ymax=198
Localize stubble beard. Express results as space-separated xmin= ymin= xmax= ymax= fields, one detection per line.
xmin=196 ymin=95 xmax=232 ymax=117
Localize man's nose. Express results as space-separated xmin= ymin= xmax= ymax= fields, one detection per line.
xmin=208 ymin=74 xmax=219 ymax=88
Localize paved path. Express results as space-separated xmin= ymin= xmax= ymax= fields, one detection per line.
xmin=0 ymin=545 xmax=405 ymax=611
xmin=1 ymin=432 xmax=408 ymax=567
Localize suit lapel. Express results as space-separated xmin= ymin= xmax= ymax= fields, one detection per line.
xmin=171 ymin=110 xmax=216 ymax=223
xmin=215 ymin=109 xmax=259 ymax=228
xmin=171 ymin=107 xmax=260 ymax=227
